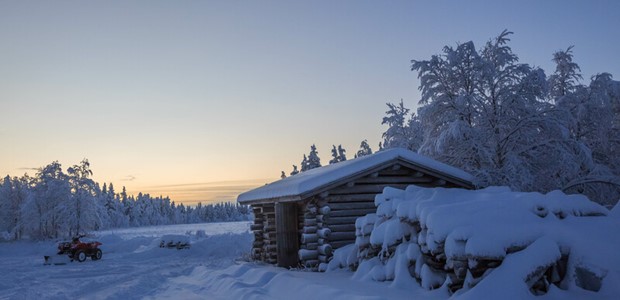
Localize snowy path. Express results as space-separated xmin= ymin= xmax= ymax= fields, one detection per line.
xmin=0 ymin=222 xmax=433 ymax=300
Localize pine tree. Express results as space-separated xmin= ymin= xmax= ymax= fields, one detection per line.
xmin=300 ymin=155 xmax=309 ymax=172
xmin=306 ymin=144 xmax=321 ymax=170
xmin=329 ymin=145 xmax=339 ymax=164
xmin=290 ymin=165 xmax=299 ymax=176
xmin=337 ymin=145 xmax=347 ymax=161
xmin=355 ymin=140 xmax=373 ymax=158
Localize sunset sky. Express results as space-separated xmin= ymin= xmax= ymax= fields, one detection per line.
xmin=2 ymin=1 xmax=619 ymax=205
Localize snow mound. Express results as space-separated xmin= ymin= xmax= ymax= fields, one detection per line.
xmin=329 ymin=185 xmax=620 ymax=298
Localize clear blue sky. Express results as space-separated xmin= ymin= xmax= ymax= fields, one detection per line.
xmin=1 ymin=1 xmax=619 ymax=204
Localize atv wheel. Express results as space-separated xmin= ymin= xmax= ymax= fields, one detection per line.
xmin=92 ymin=249 xmax=102 ymax=260
xmin=75 ymin=250 xmax=87 ymax=262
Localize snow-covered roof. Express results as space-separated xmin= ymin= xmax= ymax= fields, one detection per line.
xmin=237 ymin=148 xmax=474 ymax=204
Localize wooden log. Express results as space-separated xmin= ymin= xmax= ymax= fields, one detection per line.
xmin=305 ymin=242 xmax=318 ymax=250
xmin=262 ymin=232 xmax=276 ymax=239
xmin=330 ymin=209 xmax=376 ymax=218
xmin=318 ymin=206 xmax=331 ymax=215
xmin=250 ymin=224 xmax=263 ymax=231
xmin=330 ymin=240 xmax=355 ymax=249
xmin=304 ymin=260 xmax=319 ymax=268
xmin=319 ymin=255 xmax=329 ymax=263
xmin=318 ymin=244 xmax=333 ymax=256
xmin=265 ymin=258 xmax=277 ymax=264
xmin=317 ymin=228 xmax=331 ymax=239
xmin=301 ymin=233 xmax=318 ymax=244
xmin=264 ymin=225 xmax=275 ymax=231
xmin=328 ymin=202 xmax=376 ymax=211
xmin=316 ymin=215 xmax=326 ymax=222
xmin=328 ymin=194 xmax=377 ymax=203
xmin=303 ymin=226 xmax=318 ymax=234
xmin=261 ymin=205 xmax=275 ymax=213
xmin=304 ymin=218 xmax=317 ymax=226
xmin=253 ymin=241 xmax=264 ymax=248
xmin=325 ymin=216 xmax=359 ymax=225
xmin=329 ymin=224 xmax=356 ymax=232
xmin=318 ymin=238 xmax=326 ymax=245
xmin=298 ymin=249 xmax=319 ymax=260
xmin=355 ymin=176 xmax=434 ymax=184
xmin=330 ymin=184 xmax=410 ymax=195
xmin=329 ymin=231 xmax=356 ymax=241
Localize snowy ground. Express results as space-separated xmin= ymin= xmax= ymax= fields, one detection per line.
xmin=2 ymin=219 xmax=617 ymax=299
xmin=0 ymin=222 xmax=433 ymax=300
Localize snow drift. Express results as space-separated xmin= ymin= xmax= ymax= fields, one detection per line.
xmin=328 ymin=186 xmax=620 ymax=298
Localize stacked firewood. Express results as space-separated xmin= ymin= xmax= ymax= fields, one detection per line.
xmin=339 ymin=186 xmax=610 ymax=295
xmin=298 ymin=199 xmax=333 ymax=270
xmin=250 ymin=204 xmax=277 ymax=264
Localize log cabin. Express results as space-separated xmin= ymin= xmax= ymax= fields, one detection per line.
xmin=237 ymin=148 xmax=474 ymax=269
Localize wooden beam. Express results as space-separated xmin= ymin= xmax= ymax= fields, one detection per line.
xmin=355 ymin=176 xmax=434 ymax=184
xmin=328 ymin=202 xmax=376 ymax=211
xmin=328 ymin=224 xmax=356 ymax=232
xmin=325 ymin=216 xmax=359 ymax=225
xmin=328 ymin=184 xmax=409 ymax=195
xmin=329 ymin=208 xmax=376 ymax=218
xmin=328 ymin=194 xmax=377 ymax=203
xmin=331 ymin=240 xmax=355 ymax=249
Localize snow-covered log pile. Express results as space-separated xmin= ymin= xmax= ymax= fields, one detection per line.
xmin=299 ymin=199 xmax=332 ymax=270
xmin=328 ymin=186 xmax=620 ymax=297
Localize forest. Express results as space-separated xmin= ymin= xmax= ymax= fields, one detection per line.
xmin=0 ymin=159 xmax=251 ymax=240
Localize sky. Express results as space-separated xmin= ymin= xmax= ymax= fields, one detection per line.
xmin=1 ymin=1 xmax=619 ymax=205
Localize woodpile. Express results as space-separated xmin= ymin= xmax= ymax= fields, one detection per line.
xmin=331 ymin=185 xmax=611 ymax=296
xmin=250 ymin=204 xmax=277 ymax=264
xmin=298 ymin=199 xmax=332 ymax=270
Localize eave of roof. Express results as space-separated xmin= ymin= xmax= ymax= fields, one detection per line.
xmin=237 ymin=148 xmax=474 ymax=205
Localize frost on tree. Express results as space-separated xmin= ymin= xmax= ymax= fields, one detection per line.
xmin=329 ymin=144 xmax=347 ymax=164
xmin=290 ymin=165 xmax=299 ymax=176
xmin=381 ymin=100 xmax=423 ymax=152
xmin=401 ymin=29 xmax=620 ymax=205
xmin=355 ymin=140 xmax=373 ymax=158
xmin=306 ymin=144 xmax=322 ymax=170
xmin=1 ymin=159 xmax=253 ymax=241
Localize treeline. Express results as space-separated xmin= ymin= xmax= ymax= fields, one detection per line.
xmin=0 ymin=160 xmax=251 ymax=241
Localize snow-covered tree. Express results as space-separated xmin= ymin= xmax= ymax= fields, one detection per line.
xmin=329 ymin=145 xmax=339 ymax=164
xmin=355 ymin=140 xmax=373 ymax=158
xmin=306 ymin=144 xmax=322 ymax=170
xmin=290 ymin=165 xmax=299 ymax=176
xmin=337 ymin=145 xmax=347 ymax=162
xmin=381 ymin=101 xmax=424 ymax=151
xmin=20 ymin=162 xmax=71 ymax=239
xmin=548 ymin=46 xmax=582 ymax=99
xmin=329 ymin=145 xmax=347 ymax=164
xmin=64 ymin=159 xmax=102 ymax=236
xmin=300 ymin=155 xmax=309 ymax=172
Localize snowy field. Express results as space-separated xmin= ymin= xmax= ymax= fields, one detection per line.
xmin=1 ymin=216 xmax=618 ymax=300
xmin=0 ymin=221 xmax=432 ymax=300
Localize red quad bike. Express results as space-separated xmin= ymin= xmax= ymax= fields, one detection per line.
xmin=57 ymin=236 xmax=103 ymax=262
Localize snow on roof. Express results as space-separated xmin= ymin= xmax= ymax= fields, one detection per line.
xmin=237 ymin=148 xmax=474 ymax=204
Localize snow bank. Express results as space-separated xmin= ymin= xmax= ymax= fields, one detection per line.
xmin=329 ymin=186 xmax=620 ymax=298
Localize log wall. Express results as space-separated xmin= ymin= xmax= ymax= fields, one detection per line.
xmin=251 ymin=162 xmax=468 ymax=270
